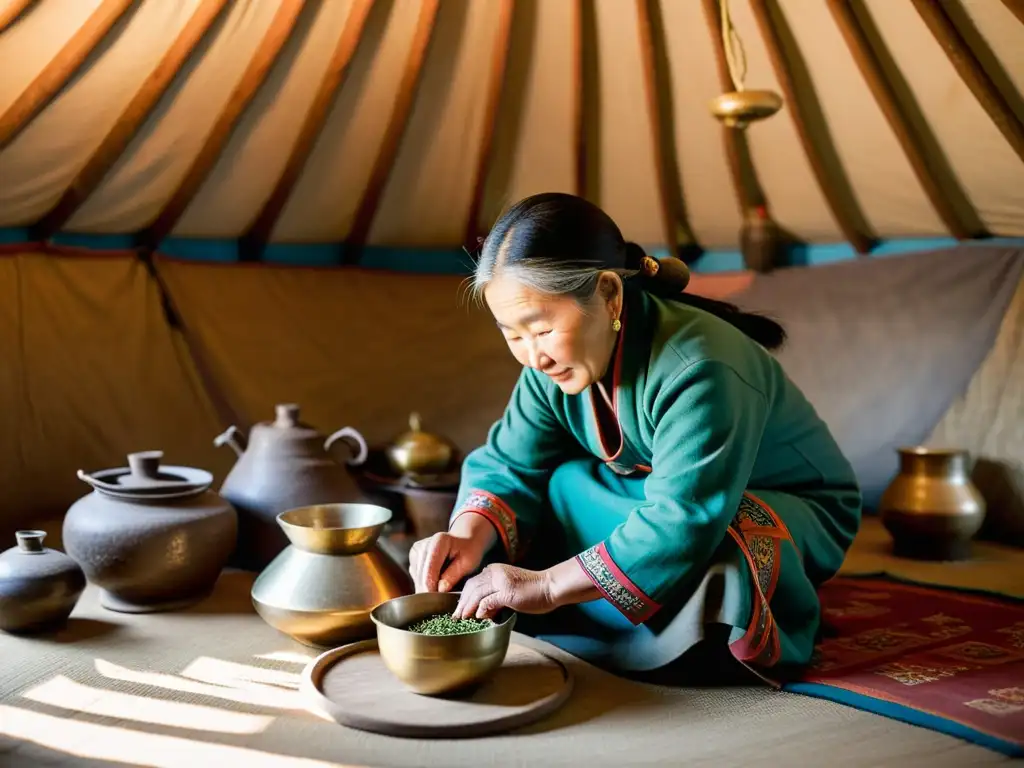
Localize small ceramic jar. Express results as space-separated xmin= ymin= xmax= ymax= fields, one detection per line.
xmin=0 ymin=530 xmax=86 ymax=634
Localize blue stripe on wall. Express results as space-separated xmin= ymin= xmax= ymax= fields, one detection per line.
xmin=3 ymin=228 xmax=1023 ymax=274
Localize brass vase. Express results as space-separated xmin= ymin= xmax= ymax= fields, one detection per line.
xmin=251 ymin=503 xmax=413 ymax=648
xmin=879 ymin=447 xmax=986 ymax=561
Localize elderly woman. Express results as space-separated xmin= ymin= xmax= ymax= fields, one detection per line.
xmin=409 ymin=192 xmax=861 ymax=684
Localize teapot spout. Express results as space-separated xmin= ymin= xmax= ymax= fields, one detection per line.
xmin=214 ymin=425 xmax=246 ymax=458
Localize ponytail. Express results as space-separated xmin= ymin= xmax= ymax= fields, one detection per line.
xmin=624 ymin=242 xmax=787 ymax=351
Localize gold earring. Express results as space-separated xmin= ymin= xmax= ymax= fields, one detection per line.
xmin=612 ymin=318 xmax=621 ymax=332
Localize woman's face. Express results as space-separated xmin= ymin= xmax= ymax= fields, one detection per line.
xmin=484 ymin=273 xmax=622 ymax=395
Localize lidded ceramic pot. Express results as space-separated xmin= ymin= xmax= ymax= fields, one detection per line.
xmin=251 ymin=503 xmax=413 ymax=648
xmin=215 ymin=403 xmax=370 ymax=571
xmin=0 ymin=530 xmax=86 ymax=634
xmin=63 ymin=450 xmax=238 ymax=613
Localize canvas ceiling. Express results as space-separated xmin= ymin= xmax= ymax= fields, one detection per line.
xmin=0 ymin=0 xmax=1022 ymax=254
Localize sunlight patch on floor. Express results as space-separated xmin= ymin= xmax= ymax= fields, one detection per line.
xmin=255 ymin=650 xmax=317 ymax=665
xmin=95 ymin=658 xmax=304 ymax=710
xmin=0 ymin=705 xmax=363 ymax=767
xmin=181 ymin=656 xmax=303 ymax=690
xmin=21 ymin=675 xmax=274 ymax=734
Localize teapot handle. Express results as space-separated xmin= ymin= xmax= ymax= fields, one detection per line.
xmin=214 ymin=425 xmax=245 ymax=457
xmin=325 ymin=426 xmax=369 ymax=467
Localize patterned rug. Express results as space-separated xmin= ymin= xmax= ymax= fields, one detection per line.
xmin=785 ymin=574 xmax=1024 ymax=756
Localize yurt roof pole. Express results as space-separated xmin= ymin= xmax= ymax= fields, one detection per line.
xmin=0 ymin=0 xmax=36 ymax=34
xmin=343 ymin=0 xmax=441 ymax=265
xmin=30 ymin=0 xmax=233 ymax=243
xmin=574 ymin=0 xmax=596 ymax=202
xmin=136 ymin=0 xmax=308 ymax=252
xmin=912 ymin=0 xmax=1024 ymax=166
xmin=462 ymin=0 xmax=516 ymax=250
xmin=240 ymin=0 xmax=377 ymax=262
xmin=637 ymin=0 xmax=702 ymax=261
xmin=749 ymin=0 xmax=876 ymax=255
xmin=1000 ymin=0 xmax=1024 ymax=25
xmin=0 ymin=0 xmax=136 ymax=152
xmin=825 ymin=0 xmax=986 ymax=241
xmin=701 ymin=0 xmax=770 ymax=219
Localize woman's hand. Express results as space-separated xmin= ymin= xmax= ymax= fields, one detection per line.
xmin=453 ymin=564 xmax=556 ymax=620
xmin=408 ymin=512 xmax=497 ymax=593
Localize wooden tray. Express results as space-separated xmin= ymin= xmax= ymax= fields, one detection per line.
xmin=300 ymin=639 xmax=574 ymax=738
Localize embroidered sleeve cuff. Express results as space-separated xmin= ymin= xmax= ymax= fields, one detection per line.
xmin=449 ymin=490 xmax=520 ymax=562
xmin=576 ymin=542 xmax=660 ymax=625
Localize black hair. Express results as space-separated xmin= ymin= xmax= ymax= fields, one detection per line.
xmin=473 ymin=192 xmax=786 ymax=350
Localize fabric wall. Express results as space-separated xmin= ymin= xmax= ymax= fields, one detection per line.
xmin=1 ymin=246 xmax=1022 ymax=547
xmin=0 ymin=253 xmax=227 ymax=527
xmin=0 ymin=250 xmax=749 ymax=531
xmin=928 ymin=275 xmax=1024 ymax=544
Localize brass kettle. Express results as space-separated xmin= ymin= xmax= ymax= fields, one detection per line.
xmin=385 ymin=413 xmax=457 ymax=477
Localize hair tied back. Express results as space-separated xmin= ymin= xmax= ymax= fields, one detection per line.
xmin=640 ymin=255 xmax=660 ymax=278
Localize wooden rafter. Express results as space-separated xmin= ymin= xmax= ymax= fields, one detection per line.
xmin=1000 ymin=0 xmax=1024 ymax=26
xmin=826 ymin=0 xmax=984 ymax=240
xmin=636 ymin=0 xmax=700 ymax=256
xmin=913 ymin=0 xmax=1024 ymax=165
xmin=344 ymin=0 xmax=440 ymax=261
xmin=573 ymin=0 xmax=600 ymax=201
xmin=240 ymin=0 xmax=377 ymax=260
xmin=137 ymin=0 xmax=307 ymax=251
xmin=0 ymin=0 xmax=37 ymax=34
xmin=462 ymin=0 xmax=516 ymax=248
xmin=30 ymin=0 xmax=231 ymax=242
xmin=700 ymin=0 xmax=762 ymax=214
xmin=750 ymin=0 xmax=875 ymax=253
xmin=0 ymin=0 xmax=135 ymax=151
xmin=572 ymin=0 xmax=584 ymax=197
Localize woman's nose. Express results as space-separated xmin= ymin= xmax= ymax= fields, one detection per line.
xmin=526 ymin=341 xmax=547 ymax=370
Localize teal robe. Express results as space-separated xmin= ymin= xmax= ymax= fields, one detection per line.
xmin=450 ymin=286 xmax=862 ymax=683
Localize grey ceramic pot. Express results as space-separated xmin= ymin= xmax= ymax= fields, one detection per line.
xmin=63 ymin=451 xmax=238 ymax=614
xmin=0 ymin=530 xmax=86 ymax=634
xmin=214 ymin=403 xmax=370 ymax=572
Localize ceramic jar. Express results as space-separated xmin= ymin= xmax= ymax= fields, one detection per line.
xmin=63 ymin=450 xmax=238 ymax=613
xmin=251 ymin=503 xmax=413 ymax=648
xmin=215 ymin=403 xmax=370 ymax=571
xmin=879 ymin=446 xmax=986 ymax=561
xmin=0 ymin=531 xmax=86 ymax=634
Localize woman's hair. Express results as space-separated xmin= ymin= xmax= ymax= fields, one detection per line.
xmin=470 ymin=192 xmax=786 ymax=350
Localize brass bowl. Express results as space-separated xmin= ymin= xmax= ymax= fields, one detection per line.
xmin=370 ymin=591 xmax=516 ymax=696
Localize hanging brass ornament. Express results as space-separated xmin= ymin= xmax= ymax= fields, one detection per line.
xmin=710 ymin=90 xmax=783 ymax=129
xmin=709 ymin=0 xmax=783 ymax=129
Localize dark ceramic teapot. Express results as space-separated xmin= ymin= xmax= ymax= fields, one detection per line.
xmin=214 ymin=403 xmax=370 ymax=571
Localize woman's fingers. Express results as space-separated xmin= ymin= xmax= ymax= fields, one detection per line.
xmin=454 ymin=572 xmax=489 ymax=619
xmin=420 ymin=534 xmax=451 ymax=592
xmin=437 ymin=552 xmax=472 ymax=593
xmin=408 ymin=541 xmax=426 ymax=592
xmin=475 ymin=593 xmax=503 ymax=620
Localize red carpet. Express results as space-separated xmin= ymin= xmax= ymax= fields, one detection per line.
xmin=784 ymin=574 xmax=1024 ymax=756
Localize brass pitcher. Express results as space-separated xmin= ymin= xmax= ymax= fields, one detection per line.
xmin=251 ymin=503 xmax=412 ymax=648
xmin=879 ymin=447 xmax=986 ymax=561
